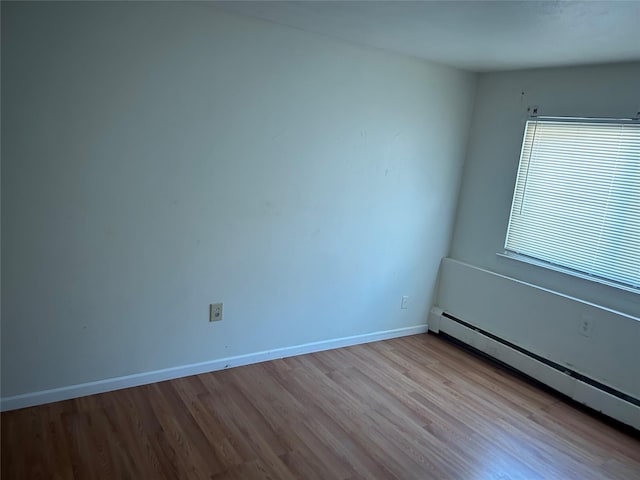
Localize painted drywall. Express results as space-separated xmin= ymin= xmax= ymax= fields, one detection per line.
xmin=437 ymin=258 xmax=640 ymax=399
xmin=450 ymin=63 xmax=640 ymax=317
xmin=442 ymin=63 xmax=640 ymax=399
xmin=1 ymin=2 xmax=476 ymax=398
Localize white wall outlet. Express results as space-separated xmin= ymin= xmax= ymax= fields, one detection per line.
xmin=579 ymin=317 xmax=593 ymax=337
xmin=210 ymin=303 xmax=223 ymax=322
xmin=401 ymin=296 xmax=409 ymax=309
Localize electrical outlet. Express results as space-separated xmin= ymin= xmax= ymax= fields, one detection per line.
xmin=210 ymin=303 xmax=223 ymax=322
xmin=401 ymin=296 xmax=409 ymax=309
xmin=579 ymin=318 xmax=593 ymax=337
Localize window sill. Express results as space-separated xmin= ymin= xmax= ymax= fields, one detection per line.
xmin=496 ymin=252 xmax=639 ymax=295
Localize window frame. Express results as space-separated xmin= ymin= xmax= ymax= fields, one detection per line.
xmin=502 ymin=115 xmax=640 ymax=294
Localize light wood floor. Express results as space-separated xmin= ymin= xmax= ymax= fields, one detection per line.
xmin=2 ymin=333 xmax=639 ymax=479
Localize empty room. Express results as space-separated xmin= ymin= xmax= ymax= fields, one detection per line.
xmin=1 ymin=1 xmax=639 ymax=478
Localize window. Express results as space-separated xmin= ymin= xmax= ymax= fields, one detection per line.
xmin=504 ymin=117 xmax=640 ymax=291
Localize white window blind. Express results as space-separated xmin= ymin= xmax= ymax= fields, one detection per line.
xmin=505 ymin=118 xmax=640 ymax=290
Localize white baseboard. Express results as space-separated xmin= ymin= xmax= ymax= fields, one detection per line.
xmin=1 ymin=324 xmax=428 ymax=412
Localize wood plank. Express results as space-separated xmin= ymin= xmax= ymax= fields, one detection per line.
xmin=2 ymin=333 xmax=639 ymax=479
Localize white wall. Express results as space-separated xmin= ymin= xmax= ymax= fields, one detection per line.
xmin=437 ymin=259 xmax=640 ymax=400
xmin=450 ymin=63 xmax=640 ymax=318
xmin=440 ymin=63 xmax=640 ymax=400
xmin=1 ymin=2 xmax=476 ymax=399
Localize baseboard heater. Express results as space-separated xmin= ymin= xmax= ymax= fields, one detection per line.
xmin=428 ymin=308 xmax=640 ymax=431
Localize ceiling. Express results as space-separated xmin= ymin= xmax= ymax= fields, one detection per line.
xmin=215 ymin=1 xmax=640 ymax=72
